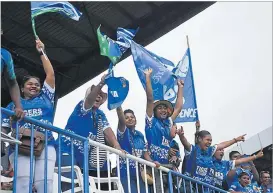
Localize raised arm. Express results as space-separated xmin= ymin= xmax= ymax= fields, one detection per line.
xmin=144 ymin=68 xmax=154 ymax=118
xmin=84 ymin=74 xmax=106 ymax=110
xmin=116 ymin=106 xmax=126 ymax=133
xmin=177 ymin=126 xmax=191 ymax=152
xmin=217 ymin=134 xmax=246 ymax=150
xmin=171 ymin=79 xmax=184 ymax=121
xmin=234 ymin=149 xmax=263 ymax=166
xmin=104 ymin=127 xmax=122 ymax=150
xmin=36 ymin=39 xmax=55 ymax=89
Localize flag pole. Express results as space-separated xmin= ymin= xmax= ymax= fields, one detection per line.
xmin=31 ymin=18 xmax=49 ymax=60
xmin=186 ymin=35 xmax=200 ymax=130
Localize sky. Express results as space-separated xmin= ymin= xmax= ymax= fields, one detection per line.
xmin=54 ymin=2 xmax=272 ymax=159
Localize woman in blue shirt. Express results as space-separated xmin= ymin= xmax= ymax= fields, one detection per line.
xmin=229 ymin=172 xmax=261 ymax=193
xmin=2 ymin=39 xmax=56 ymax=193
xmin=177 ymin=127 xmax=246 ymax=190
xmin=116 ymin=106 xmax=155 ymax=193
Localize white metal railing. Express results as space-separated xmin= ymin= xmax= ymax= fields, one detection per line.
xmin=1 ymin=107 xmax=228 ymax=193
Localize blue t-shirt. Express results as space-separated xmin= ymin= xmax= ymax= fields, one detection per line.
xmin=229 ymin=182 xmax=261 ymax=193
xmin=2 ymin=81 xmax=56 ymax=147
xmin=145 ymin=114 xmax=173 ymax=164
xmin=117 ymin=127 xmax=147 ymax=177
xmin=59 ymin=100 xmax=110 ymax=171
xmin=1 ymin=48 xmax=16 ymax=80
xmin=227 ymin=167 xmax=255 ymax=188
xmin=213 ymin=158 xmax=235 ymax=187
xmin=184 ymin=144 xmax=217 ymax=185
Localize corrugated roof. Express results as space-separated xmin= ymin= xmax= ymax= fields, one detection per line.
xmin=1 ymin=1 xmax=214 ymax=106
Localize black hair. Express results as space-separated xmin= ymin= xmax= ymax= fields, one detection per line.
xmin=239 ymin=172 xmax=250 ymax=179
xmin=229 ymin=151 xmax=241 ymax=160
xmin=124 ymin=109 xmax=135 ymax=117
xmin=195 ymin=130 xmax=211 ymax=144
xmin=21 ymin=75 xmax=41 ymax=88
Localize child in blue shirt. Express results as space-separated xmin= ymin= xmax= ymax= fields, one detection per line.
xmin=228 ymin=151 xmax=260 ymax=188
xmin=213 ymin=149 xmax=264 ymax=189
xmin=229 ymin=172 xmax=261 ymax=193
xmin=116 ymin=106 xmax=155 ymax=193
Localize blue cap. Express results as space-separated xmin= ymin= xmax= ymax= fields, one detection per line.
xmin=105 ymin=76 xmax=129 ymax=110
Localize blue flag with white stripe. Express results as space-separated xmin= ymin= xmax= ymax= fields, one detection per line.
xmin=130 ymin=40 xmax=175 ymax=100
xmin=164 ymin=48 xmax=199 ymax=122
xmin=116 ymin=27 xmax=139 ymax=54
xmin=31 ymin=2 xmax=82 ymax=20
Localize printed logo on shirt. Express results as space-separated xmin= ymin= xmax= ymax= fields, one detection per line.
xmin=88 ymin=132 xmax=97 ymax=141
xmin=24 ymin=108 xmax=42 ymax=117
xmin=132 ymin=148 xmax=143 ymax=158
xmin=196 ymin=166 xmax=208 ymax=176
xmin=162 ymin=136 xmax=170 ymax=147
xmin=215 ymin=171 xmax=224 ymax=180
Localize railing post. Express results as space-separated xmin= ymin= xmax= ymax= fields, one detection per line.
xmin=71 ymin=139 xmax=75 ymax=193
xmin=29 ymin=124 xmax=35 ymax=193
xmin=44 ymin=130 xmax=48 ymax=193
xmin=58 ymin=135 xmax=62 ymax=193
xmin=83 ymin=140 xmax=89 ymax=193
xmin=168 ymin=172 xmax=174 ymax=193
xmin=12 ymin=121 xmax=19 ymax=193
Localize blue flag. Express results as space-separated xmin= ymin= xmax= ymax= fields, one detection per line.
xmin=116 ymin=27 xmax=139 ymax=54
xmin=105 ymin=77 xmax=129 ymax=110
xmin=164 ymin=48 xmax=199 ymax=122
xmin=31 ymin=2 xmax=82 ymax=21
xmin=31 ymin=2 xmax=82 ymax=38
xmin=130 ymin=40 xmax=175 ymax=100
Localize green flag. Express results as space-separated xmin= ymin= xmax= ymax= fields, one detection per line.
xmin=97 ymin=26 xmax=119 ymax=64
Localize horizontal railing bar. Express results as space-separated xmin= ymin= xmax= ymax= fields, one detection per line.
xmin=1 ymin=108 xmax=87 ymax=141
xmin=169 ymin=170 xmax=228 ymax=193
xmin=88 ymin=139 xmax=170 ymax=173
xmin=1 ymin=132 xmax=22 ymax=145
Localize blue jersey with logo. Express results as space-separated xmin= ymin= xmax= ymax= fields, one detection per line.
xmin=1 ymin=48 xmax=16 ymax=80
xmin=227 ymin=167 xmax=255 ymax=188
xmin=2 ymin=81 xmax=55 ymax=147
xmin=59 ymin=100 xmax=110 ymax=171
xmin=184 ymin=144 xmax=217 ymax=185
xmin=229 ymin=182 xmax=261 ymax=193
xmin=213 ymin=158 xmax=235 ymax=187
xmin=145 ymin=115 xmax=173 ymax=164
xmin=117 ymin=127 xmax=147 ymax=177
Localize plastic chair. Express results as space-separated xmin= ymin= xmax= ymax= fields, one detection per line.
xmin=89 ymin=176 xmax=124 ymax=193
xmin=53 ymin=165 xmax=83 ymax=193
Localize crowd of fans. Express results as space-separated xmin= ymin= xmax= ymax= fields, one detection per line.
xmin=1 ymin=38 xmax=272 ymax=193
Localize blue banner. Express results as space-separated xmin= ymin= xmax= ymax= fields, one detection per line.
xmin=164 ymin=48 xmax=199 ymax=122
xmin=130 ymin=40 xmax=175 ymax=100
